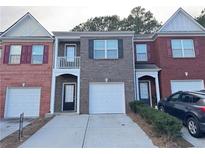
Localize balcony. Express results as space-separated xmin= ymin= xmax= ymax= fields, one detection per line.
xmin=56 ymin=56 xmax=80 ymax=69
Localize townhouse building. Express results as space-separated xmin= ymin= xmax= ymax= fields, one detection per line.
xmin=0 ymin=8 xmax=204 ymax=118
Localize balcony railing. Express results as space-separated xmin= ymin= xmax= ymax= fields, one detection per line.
xmin=57 ymin=56 xmax=80 ymax=69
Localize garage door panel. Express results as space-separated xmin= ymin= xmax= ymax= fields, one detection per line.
xmin=171 ymin=80 xmax=204 ymax=93
xmin=5 ymin=88 xmax=41 ymax=118
xmin=89 ymin=83 xmax=125 ymax=114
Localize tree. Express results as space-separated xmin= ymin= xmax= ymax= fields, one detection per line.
xmin=71 ymin=6 xmax=161 ymax=34
xmin=120 ymin=7 xmax=161 ymax=33
xmin=72 ymin=15 xmax=121 ymax=32
xmin=196 ymin=9 xmax=205 ymax=27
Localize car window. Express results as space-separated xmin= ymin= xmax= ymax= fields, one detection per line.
xmin=168 ymin=93 xmax=181 ymax=102
xmin=181 ymin=94 xmax=200 ymax=103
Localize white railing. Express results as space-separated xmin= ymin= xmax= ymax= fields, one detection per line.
xmin=57 ymin=56 xmax=80 ymax=69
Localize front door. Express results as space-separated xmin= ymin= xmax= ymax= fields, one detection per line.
xmin=139 ymin=81 xmax=150 ymax=106
xmin=63 ymin=84 xmax=75 ymax=111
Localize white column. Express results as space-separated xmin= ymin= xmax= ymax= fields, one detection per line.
xmin=50 ymin=74 xmax=56 ymax=114
xmin=54 ymin=38 xmax=58 ymax=69
xmin=136 ymin=76 xmax=139 ymax=100
xmin=77 ymin=74 xmax=80 ymax=114
xmin=155 ymin=74 xmax=160 ymax=104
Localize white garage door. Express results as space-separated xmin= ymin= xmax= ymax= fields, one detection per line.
xmin=5 ymin=88 xmax=41 ymax=118
xmin=89 ymin=83 xmax=125 ymax=114
xmin=171 ymin=80 xmax=204 ymax=93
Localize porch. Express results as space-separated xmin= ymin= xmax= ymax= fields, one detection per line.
xmin=54 ymin=37 xmax=81 ymax=69
xmin=135 ymin=64 xmax=161 ymax=107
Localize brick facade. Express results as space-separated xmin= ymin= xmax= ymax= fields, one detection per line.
xmin=80 ymin=36 xmax=135 ymax=113
xmin=0 ymin=40 xmax=53 ymax=118
xmin=155 ymin=36 xmax=205 ymax=97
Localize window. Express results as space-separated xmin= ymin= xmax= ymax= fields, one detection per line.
xmin=168 ymin=93 xmax=181 ymax=102
xmin=32 ymin=45 xmax=44 ymax=64
xmin=136 ymin=44 xmax=147 ymax=61
xmin=9 ymin=45 xmax=22 ymax=64
xmin=171 ymin=39 xmax=195 ymax=58
xmin=66 ymin=45 xmax=76 ymax=62
xmin=94 ymin=40 xmax=118 ymax=59
xmin=181 ymin=94 xmax=200 ymax=103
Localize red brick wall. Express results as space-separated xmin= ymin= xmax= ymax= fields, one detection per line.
xmin=0 ymin=40 xmax=53 ymax=118
xmin=134 ymin=41 xmax=158 ymax=64
xmin=155 ymin=36 xmax=205 ymax=97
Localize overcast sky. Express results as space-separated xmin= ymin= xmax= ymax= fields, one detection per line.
xmin=0 ymin=0 xmax=204 ymax=33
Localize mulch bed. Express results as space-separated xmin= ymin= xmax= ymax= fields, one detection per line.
xmin=128 ymin=112 xmax=193 ymax=148
xmin=0 ymin=116 xmax=54 ymax=148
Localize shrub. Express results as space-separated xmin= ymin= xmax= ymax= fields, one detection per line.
xmin=129 ymin=101 xmax=182 ymax=138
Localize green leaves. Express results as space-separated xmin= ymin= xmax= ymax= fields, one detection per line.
xmin=196 ymin=8 xmax=205 ymax=28
xmin=129 ymin=101 xmax=183 ymax=139
xmin=71 ymin=6 xmax=161 ymax=34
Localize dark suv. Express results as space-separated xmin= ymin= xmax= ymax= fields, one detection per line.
xmin=158 ymin=91 xmax=205 ymax=137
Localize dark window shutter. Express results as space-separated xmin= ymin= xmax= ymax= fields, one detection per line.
xmin=43 ymin=45 xmax=49 ymax=64
xmin=118 ymin=39 xmax=123 ymax=58
xmin=194 ymin=39 xmax=200 ymax=56
xmin=26 ymin=45 xmax=32 ymax=63
xmin=88 ymin=40 xmax=94 ymax=59
xmin=167 ymin=39 xmax=172 ymax=57
xmin=147 ymin=44 xmax=151 ymax=61
xmin=3 ymin=45 xmax=10 ymax=64
xmin=20 ymin=46 xmax=27 ymax=64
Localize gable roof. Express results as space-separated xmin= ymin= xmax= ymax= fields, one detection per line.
xmin=0 ymin=12 xmax=53 ymax=39
xmin=158 ymin=8 xmax=205 ymax=33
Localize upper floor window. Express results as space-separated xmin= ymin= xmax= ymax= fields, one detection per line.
xmin=32 ymin=45 xmax=44 ymax=64
xmin=94 ymin=40 xmax=118 ymax=59
xmin=9 ymin=45 xmax=21 ymax=64
xmin=136 ymin=44 xmax=147 ymax=61
xmin=171 ymin=39 xmax=195 ymax=58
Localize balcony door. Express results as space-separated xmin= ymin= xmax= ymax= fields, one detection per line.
xmin=65 ymin=44 xmax=76 ymax=62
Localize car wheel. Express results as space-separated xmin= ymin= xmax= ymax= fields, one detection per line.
xmin=187 ymin=117 xmax=201 ymax=138
xmin=159 ymin=105 xmax=165 ymax=112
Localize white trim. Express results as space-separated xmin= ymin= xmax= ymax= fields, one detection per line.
xmin=135 ymin=44 xmax=148 ymax=62
xmin=50 ymin=71 xmax=80 ymax=114
xmin=89 ymin=82 xmax=126 ymax=114
xmin=4 ymin=87 xmax=41 ymax=118
xmin=64 ymin=43 xmax=77 ymax=57
xmin=81 ymin=34 xmax=134 ymax=37
xmin=54 ymin=38 xmax=58 ymax=69
xmin=1 ymin=13 xmax=53 ymax=38
xmin=136 ymin=68 xmax=161 ymax=72
xmin=50 ymin=73 xmax=56 ymax=114
xmin=136 ymin=71 xmax=161 ymax=104
xmin=54 ymin=36 xmax=80 ymax=39
xmin=158 ymin=8 xmax=205 ymax=33
xmin=170 ymin=79 xmax=205 ymax=93
xmin=62 ymin=82 xmax=77 ymax=112
xmin=139 ymin=80 xmax=152 ymax=107
xmin=134 ymin=33 xmax=205 ymax=42
xmin=132 ymin=36 xmax=137 ymax=100
xmin=93 ymin=40 xmax=118 ymax=59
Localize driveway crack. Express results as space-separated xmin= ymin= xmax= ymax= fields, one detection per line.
xmin=81 ymin=115 xmax=90 ymax=148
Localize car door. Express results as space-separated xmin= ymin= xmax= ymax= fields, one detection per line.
xmin=172 ymin=93 xmax=189 ymax=120
xmin=177 ymin=93 xmax=199 ymax=121
xmin=165 ymin=92 xmax=181 ymax=116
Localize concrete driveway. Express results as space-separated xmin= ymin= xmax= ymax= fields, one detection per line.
xmin=181 ymin=127 xmax=205 ymax=148
xmin=0 ymin=119 xmax=32 ymax=140
xmin=20 ymin=114 xmax=155 ymax=148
